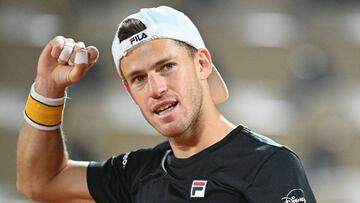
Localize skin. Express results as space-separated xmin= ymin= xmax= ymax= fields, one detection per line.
xmin=121 ymin=39 xmax=235 ymax=158
xmin=17 ymin=36 xmax=97 ymax=202
xmin=16 ymin=36 xmax=234 ymax=202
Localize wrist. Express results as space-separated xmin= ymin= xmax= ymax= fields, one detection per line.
xmin=35 ymin=77 xmax=66 ymax=98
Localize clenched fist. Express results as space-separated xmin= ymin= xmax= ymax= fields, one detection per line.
xmin=35 ymin=36 xmax=99 ymax=98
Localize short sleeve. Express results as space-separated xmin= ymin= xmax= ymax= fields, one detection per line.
xmin=87 ymin=151 xmax=138 ymax=203
xmin=245 ymin=148 xmax=317 ymax=203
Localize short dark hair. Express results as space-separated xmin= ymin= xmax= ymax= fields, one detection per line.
xmin=118 ymin=18 xmax=197 ymax=57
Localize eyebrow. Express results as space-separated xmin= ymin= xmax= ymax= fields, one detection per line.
xmin=125 ymin=55 xmax=176 ymax=80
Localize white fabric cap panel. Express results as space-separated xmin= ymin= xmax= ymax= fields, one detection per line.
xmin=112 ymin=6 xmax=229 ymax=104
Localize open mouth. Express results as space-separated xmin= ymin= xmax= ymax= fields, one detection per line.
xmin=154 ymin=101 xmax=179 ymax=115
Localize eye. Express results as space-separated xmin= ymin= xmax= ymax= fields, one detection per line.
xmin=133 ymin=75 xmax=146 ymax=84
xmin=162 ymin=63 xmax=176 ymax=72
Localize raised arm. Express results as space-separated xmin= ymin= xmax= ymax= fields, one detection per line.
xmin=16 ymin=36 xmax=99 ymax=202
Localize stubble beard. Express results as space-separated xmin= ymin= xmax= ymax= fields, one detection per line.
xmin=142 ymin=78 xmax=203 ymax=139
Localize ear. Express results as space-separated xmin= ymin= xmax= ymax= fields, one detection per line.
xmin=196 ymin=48 xmax=213 ymax=80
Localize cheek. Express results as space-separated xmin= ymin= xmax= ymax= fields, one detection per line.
xmin=134 ymin=98 xmax=152 ymax=120
xmin=128 ymin=89 xmax=147 ymax=110
xmin=173 ymin=66 xmax=194 ymax=89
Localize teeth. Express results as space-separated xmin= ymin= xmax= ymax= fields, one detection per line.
xmin=155 ymin=102 xmax=177 ymax=114
xmin=159 ymin=104 xmax=172 ymax=112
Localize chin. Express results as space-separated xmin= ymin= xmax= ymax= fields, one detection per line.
xmin=154 ymin=122 xmax=187 ymax=138
xmin=156 ymin=125 xmax=182 ymax=138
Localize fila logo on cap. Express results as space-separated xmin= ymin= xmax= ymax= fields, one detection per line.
xmin=129 ymin=32 xmax=148 ymax=45
xmin=190 ymin=180 xmax=207 ymax=198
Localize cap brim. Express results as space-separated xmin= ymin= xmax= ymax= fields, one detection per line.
xmin=208 ymin=64 xmax=229 ymax=104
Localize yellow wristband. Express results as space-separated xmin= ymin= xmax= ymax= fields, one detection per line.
xmin=23 ymin=83 xmax=66 ymax=131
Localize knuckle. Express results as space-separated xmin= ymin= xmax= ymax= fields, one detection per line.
xmin=73 ymin=42 xmax=86 ymax=52
xmin=53 ymin=35 xmax=64 ymax=41
xmin=51 ymin=36 xmax=65 ymax=48
xmin=53 ymin=42 xmax=63 ymax=49
xmin=79 ymin=47 xmax=87 ymax=52
xmin=77 ymin=41 xmax=85 ymax=48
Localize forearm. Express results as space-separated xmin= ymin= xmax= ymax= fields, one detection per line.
xmin=16 ymin=36 xmax=99 ymax=201
xmin=16 ymin=122 xmax=69 ymax=198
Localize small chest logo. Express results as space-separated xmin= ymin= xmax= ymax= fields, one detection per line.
xmin=129 ymin=32 xmax=148 ymax=45
xmin=190 ymin=180 xmax=207 ymax=198
xmin=281 ymin=188 xmax=307 ymax=203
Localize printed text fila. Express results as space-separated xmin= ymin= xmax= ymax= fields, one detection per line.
xmin=130 ymin=32 xmax=148 ymax=45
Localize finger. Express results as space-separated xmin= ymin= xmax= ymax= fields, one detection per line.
xmin=87 ymin=45 xmax=99 ymax=67
xmin=58 ymin=39 xmax=75 ymax=64
xmin=68 ymin=41 xmax=86 ymax=66
xmin=75 ymin=49 xmax=88 ymax=64
xmin=50 ymin=36 xmax=65 ymax=59
xmin=67 ymin=49 xmax=89 ymax=84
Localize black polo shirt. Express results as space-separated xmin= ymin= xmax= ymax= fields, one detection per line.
xmin=87 ymin=125 xmax=316 ymax=203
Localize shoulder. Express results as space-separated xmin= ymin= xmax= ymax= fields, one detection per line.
xmin=117 ymin=141 xmax=171 ymax=169
xmin=133 ymin=141 xmax=171 ymax=160
xmin=88 ymin=141 xmax=170 ymax=175
xmin=229 ymin=126 xmax=301 ymax=174
xmin=238 ymin=127 xmax=307 ymax=180
xmin=213 ymin=126 xmax=299 ymax=174
xmin=239 ymin=126 xmax=296 ymax=157
xmin=86 ymin=141 xmax=171 ymax=202
xmin=241 ymin=127 xmax=282 ymax=147
xmin=241 ymin=129 xmax=316 ymax=202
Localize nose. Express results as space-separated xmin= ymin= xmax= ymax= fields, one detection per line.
xmin=147 ymin=73 xmax=168 ymax=99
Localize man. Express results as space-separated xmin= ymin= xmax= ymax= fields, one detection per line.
xmin=17 ymin=6 xmax=316 ymax=203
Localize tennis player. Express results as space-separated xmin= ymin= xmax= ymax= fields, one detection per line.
xmin=17 ymin=6 xmax=316 ymax=203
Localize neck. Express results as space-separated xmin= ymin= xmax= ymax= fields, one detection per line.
xmin=168 ymin=100 xmax=235 ymax=159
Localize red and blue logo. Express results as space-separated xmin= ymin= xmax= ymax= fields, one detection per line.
xmin=190 ymin=180 xmax=207 ymax=198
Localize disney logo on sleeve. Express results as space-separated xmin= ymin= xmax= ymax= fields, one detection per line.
xmin=281 ymin=188 xmax=306 ymax=203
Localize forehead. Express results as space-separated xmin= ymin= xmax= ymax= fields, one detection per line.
xmin=120 ymin=39 xmax=187 ymax=73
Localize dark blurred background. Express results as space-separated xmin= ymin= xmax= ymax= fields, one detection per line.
xmin=1 ymin=0 xmax=360 ymax=202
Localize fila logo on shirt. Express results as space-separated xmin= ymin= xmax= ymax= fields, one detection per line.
xmin=190 ymin=180 xmax=207 ymax=198
xmin=129 ymin=32 xmax=148 ymax=45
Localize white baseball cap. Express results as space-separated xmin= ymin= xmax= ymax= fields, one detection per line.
xmin=112 ymin=6 xmax=229 ymax=104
